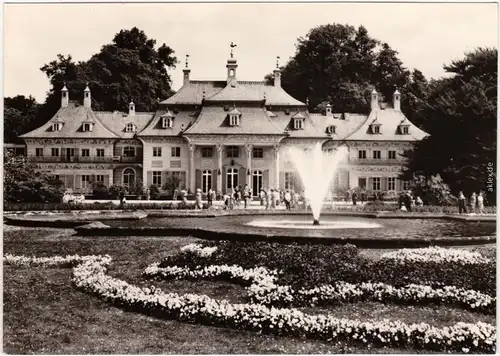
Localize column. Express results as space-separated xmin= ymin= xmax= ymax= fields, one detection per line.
xmin=245 ymin=144 xmax=252 ymax=186
xmin=216 ymin=144 xmax=223 ymax=194
xmin=273 ymin=144 xmax=280 ymax=189
xmin=188 ymin=144 xmax=195 ymax=193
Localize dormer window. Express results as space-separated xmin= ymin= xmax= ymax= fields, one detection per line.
xmin=82 ymin=123 xmax=93 ymax=132
xmin=370 ymin=119 xmax=381 ymax=134
xmin=327 ymin=125 xmax=336 ymax=135
xmin=161 ymin=110 xmax=175 ymax=129
xmin=125 ymin=123 xmax=136 ymax=132
xmin=52 ymin=123 xmax=63 ymax=131
xmin=399 ymin=123 xmax=410 ymax=135
xmin=228 ymin=107 xmax=241 ymax=127
xmin=292 ymin=112 xmax=305 ymax=130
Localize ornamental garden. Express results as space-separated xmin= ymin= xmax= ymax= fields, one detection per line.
xmin=3 ymin=224 xmax=496 ymax=354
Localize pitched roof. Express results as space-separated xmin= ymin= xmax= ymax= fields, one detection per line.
xmin=20 ymin=103 xmax=119 ymax=139
xmin=206 ymin=81 xmax=306 ymax=106
xmin=184 ymin=106 xmax=283 ymax=135
xmin=160 ymin=81 xmax=226 ymax=105
xmin=272 ymin=111 xmax=325 ymax=138
xmin=137 ymin=109 xmax=197 ymax=137
xmin=345 ymin=108 xmax=428 ymax=141
xmin=96 ymin=111 xmax=154 ymax=138
xmin=309 ymin=113 xmax=368 ymax=140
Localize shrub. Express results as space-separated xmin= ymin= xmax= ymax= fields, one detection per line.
xmin=148 ymin=185 xmax=160 ymax=199
xmin=108 ymin=184 xmax=128 ymax=199
xmin=410 ymin=174 xmax=456 ymax=206
xmin=92 ymin=181 xmax=110 ymax=199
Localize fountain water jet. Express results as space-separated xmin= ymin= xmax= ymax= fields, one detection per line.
xmin=288 ymin=143 xmax=348 ymax=225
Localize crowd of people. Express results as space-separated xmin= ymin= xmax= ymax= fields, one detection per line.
xmin=458 ymin=191 xmax=486 ymax=214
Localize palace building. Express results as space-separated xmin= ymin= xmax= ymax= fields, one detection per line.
xmin=19 ymin=50 xmax=428 ymax=197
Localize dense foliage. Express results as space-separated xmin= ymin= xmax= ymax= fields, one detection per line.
xmin=408 ymin=174 xmax=456 ymax=206
xmin=4 ymin=151 xmax=65 ymax=203
xmin=159 ymin=241 xmax=495 ymax=295
xmin=402 ymin=48 xmax=497 ymax=203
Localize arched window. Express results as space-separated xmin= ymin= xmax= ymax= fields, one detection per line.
xmin=202 ymin=170 xmax=212 ymax=194
xmin=123 ymin=168 xmax=136 ymax=188
xmin=226 ymin=168 xmax=238 ymax=190
xmin=252 ymin=170 xmax=263 ymax=196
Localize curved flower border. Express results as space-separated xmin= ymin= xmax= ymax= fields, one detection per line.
xmin=380 ymin=247 xmax=492 ymax=265
xmin=4 ymin=254 xmax=497 ymax=353
xmin=144 ymin=262 xmax=495 ymax=314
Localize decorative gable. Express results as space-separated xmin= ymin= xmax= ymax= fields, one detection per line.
xmin=161 ymin=110 xmax=175 ymax=129
xmin=398 ymin=119 xmax=411 ymax=135
xmin=369 ymin=118 xmax=382 ymax=134
xmin=292 ymin=112 xmax=305 ymax=130
xmin=228 ymin=107 xmax=241 ymax=126
xmin=50 ymin=117 xmax=64 ymax=132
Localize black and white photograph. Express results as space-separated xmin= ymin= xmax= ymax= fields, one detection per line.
xmin=2 ymin=2 xmax=498 ymax=354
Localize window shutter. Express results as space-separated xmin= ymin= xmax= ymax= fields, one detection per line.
xmin=195 ymin=169 xmax=202 ymax=190
xmin=382 ymin=177 xmax=387 ymax=191
xmin=75 ymin=175 xmax=81 ymax=189
xmin=239 ymin=167 xmax=246 ymax=187
xmin=279 ymin=172 xmax=285 ymax=189
xmin=212 ymin=169 xmax=218 ymax=190
xmin=180 ymin=171 xmax=187 ymax=189
xmin=263 ymin=169 xmax=269 ymax=189
xmin=161 ymin=171 xmax=168 ymax=190
xmin=222 ymin=168 xmax=227 ymax=193
xmin=104 ymin=175 xmax=110 ymax=187
xmin=114 ymin=146 xmax=122 ymax=157
xmin=147 ymin=171 xmax=153 ymax=187
xmin=367 ymin=177 xmax=373 ymax=191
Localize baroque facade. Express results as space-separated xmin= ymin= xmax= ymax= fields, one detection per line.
xmin=20 ymin=51 xmax=428 ymax=196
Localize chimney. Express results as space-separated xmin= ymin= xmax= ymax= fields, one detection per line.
xmin=129 ymin=100 xmax=135 ymax=116
xmin=325 ymin=103 xmax=332 ymax=116
xmin=370 ymin=88 xmax=379 ymax=110
xmin=61 ymin=83 xmax=69 ymax=108
xmin=393 ymin=89 xmax=401 ymax=111
xmin=183 ymin=54 xmax=191 ymax=86
xmin=83 ymin=84 xmax=91 ymax=108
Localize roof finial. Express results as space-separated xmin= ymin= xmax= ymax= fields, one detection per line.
xmin=276 ymin=56 xmax=280 ymax=69
xmin=185 ymin=54 xmax=189 ymax=68
xmin=230 ymin=42 xmax=237 ymax=58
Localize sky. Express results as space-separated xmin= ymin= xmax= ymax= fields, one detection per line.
xmin=3 ymin=2 xmax=498 ymax=103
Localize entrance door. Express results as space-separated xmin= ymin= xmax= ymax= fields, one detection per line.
xmin=252 ymin=170 xmax=263 ymax=196
xmin=358 ymin=178 xmax=367 ymax=190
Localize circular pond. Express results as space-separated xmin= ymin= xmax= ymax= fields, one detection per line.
xmin=103 ymin=215 xmax=496 ymax=245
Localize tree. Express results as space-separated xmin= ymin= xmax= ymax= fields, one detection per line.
xmin=4 ymin=95 xmax=40 ymax=143
xmin=163 ymin=174 xmax=181 ymax=195
xmin=265 ymin=24 xmax=425 ymax=115
xmin=4 ymin=151 xmax=64 ymax=203
xmin=409 ymin=174 xmax=456 ymax=206
xmin=37 ymin=27 xmax=178 ymax=127
xmin=402 ymin=48 xmax=497 ymax=203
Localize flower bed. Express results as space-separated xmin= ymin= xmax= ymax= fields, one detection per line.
xmin=3 ymin=253 xmax=111 ymax=268
xmin=381 ymin=247 xmax=492 ymax=265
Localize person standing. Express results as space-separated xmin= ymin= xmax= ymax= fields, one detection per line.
xmin=470 ymin=192 xmax=477 ymax=214
xmin=404 ymin=191 xmax=412 ymax=212
xmin=270 ymin=189 xmax=276 ymax=209
xmin=265 ymin=189 xmax=270 ymax=210
xmin=243 ymin=184 xmax=250 ymax=209
xmin=477 ymin=192 xmax=485 ymax=214
xmin=352 ymin=191 xmax=358 ymax=206
xmin=207 ymin=188 xmax=213 ymax=207
xmin=458 ymin=191 xmax=467 ymax=214
xmin=284 ymin=190 xmax=291 ymax=210
xmin=195 ymin=188 xmax=203 ymax=209
xmin=361 ymin=191 xmax=366 ymax=204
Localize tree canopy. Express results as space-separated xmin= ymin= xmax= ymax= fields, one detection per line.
xmin=4 ymin=95 xmax=40 ymax=143
xmin=401 ymin=48 xmax=497 ymax=202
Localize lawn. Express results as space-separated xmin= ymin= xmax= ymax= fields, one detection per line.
xmin=3 ymin=225 xmax=496 ymax=354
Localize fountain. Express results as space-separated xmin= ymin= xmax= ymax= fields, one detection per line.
xmin=288 ymin=143 xmax=349 ymax=225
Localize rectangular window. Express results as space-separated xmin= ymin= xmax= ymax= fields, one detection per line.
xmin=153 ymin=147 xmax=162 ymax=157
xmin=402 ymin=126 xmax=409 ymax=134
xmin=51 ymin=148 xmax=59 ymax=157
xmin=35 ymin=148 xmax=44 ymax=157
xmin=388 ymin=150 xmax=397 ymax=159
xmin=202 ymin=147 xmax=213 ymax=158
xmin=226 ymin=146 xmax=239 ymax=158
xmin=372 ymin=177 xmax=381 ymax=191
xmin=284 ymin=172 xmax=294 ymax=190
xmin=373 ymin=125 xmax=380 ymax=134
xmin=96 ymin=149 xmax=105 ymax=157
xmin=253 ymin=147 xmax=264 ymax=159
xmin=95 ymin=175 xmax=105 ymax=183
xmin=152 ymin=171 xmax=162 ymax=187
xmin=81 ymin=149 xmax=90 ymax=157
xmin=358 ymin=150 xmax=366 ymax=159
xmin=123 ymin=147 xmax=135 ymax=157
xmin=81 ymin=175 xmax=91 ymax=188
xmin=388 ymin=177 xmax=396 ymax=190
xmin=403 ymin=180 xmax=411 ymax=191
xmin=373 ymin=150 xmax=381 ymax=159
xmin=171 ymin=147 xmax=181 ymax=158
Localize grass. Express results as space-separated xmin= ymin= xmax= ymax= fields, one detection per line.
xmin=3 ymin=225 xmax=495 ymax=354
